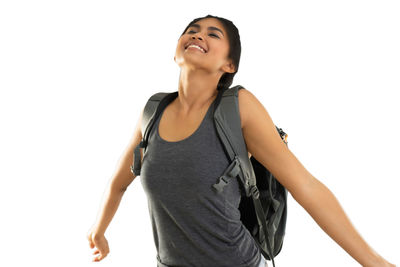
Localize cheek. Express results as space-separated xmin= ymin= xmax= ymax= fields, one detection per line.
xmin=176 ymin=38 xmax=190 ymax=52
xmin=175 ymin=42 xmax=184 ymax=56
xmin=212 ymin=41 xmax=230 ymax=55
xmin=209 ymin=46 xmax=229 ymax=60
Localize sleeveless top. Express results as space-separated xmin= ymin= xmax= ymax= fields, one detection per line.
xmin=140 ymin=96 xmax=262 ymax=267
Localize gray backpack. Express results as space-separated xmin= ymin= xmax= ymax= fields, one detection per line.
xmin=131 ymin=85 xmax=288 ymax=267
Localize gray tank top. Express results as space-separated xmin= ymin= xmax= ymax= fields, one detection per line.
xmin=140 ymin=96 xmax=262 ymax=267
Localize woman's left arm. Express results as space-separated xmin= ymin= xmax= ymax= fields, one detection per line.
xmin=238 ymin=88 xmax=395 ymax=267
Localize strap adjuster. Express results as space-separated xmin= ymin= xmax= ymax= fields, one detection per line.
xmin=250 ymin=185 xmax=260 ymax=199
xmin=212 ymin=155 xmax=241 ymax=194
xmin=130 ymin=164 xmax=140 ymax=176
xmin=213 ymin=175 xmax=229 ymax=193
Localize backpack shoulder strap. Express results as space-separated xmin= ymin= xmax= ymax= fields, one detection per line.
xmin=141 ymin=92 xmax=172 ymax=138
xmin=212 ymin=85 xmax=258 ymax=197
xmin=212 ymin=85 xmax=287 ymax=196
xmin=130 ymin=90 xmax=178 ymax=176
xmin=213 ymin=85 xmax=288 ymax=267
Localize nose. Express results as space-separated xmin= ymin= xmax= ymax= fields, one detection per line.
xmin=191 ymin=34 xmax=203 ymax=41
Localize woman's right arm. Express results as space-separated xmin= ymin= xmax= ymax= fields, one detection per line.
xmin=87 ymin=106 xmax=144 ymax=261
xmin=94 ymin=106 xmax=144 ymax=231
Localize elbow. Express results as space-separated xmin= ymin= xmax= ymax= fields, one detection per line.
xmin=291 ymin=175 xmax=332 ymax=212
xmin=119 ymin=186 xmax=128 ymax=193
xmin=289 ymin=174 xmax=318 ymax=206
xmin=110 ymin=179 xmax=130 ymax=195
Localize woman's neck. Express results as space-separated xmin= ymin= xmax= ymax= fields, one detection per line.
xmin=176 ymin=66 xmax=221 ymax=113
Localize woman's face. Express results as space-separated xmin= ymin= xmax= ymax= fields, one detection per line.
xmin=174 ymin=17 xmax=235 ymax=74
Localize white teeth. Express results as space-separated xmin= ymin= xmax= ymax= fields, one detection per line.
xmin=187 ymin=44 xmax=205 ymax=53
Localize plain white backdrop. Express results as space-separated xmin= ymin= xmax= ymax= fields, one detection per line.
xmin=0 ymin=0 xmax=398 ymax=266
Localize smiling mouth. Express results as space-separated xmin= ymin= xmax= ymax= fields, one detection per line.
xmin=185 ymin=44 xmax=207 ymax=53
xmin=186 ymin=46 xmax=206 ymax=53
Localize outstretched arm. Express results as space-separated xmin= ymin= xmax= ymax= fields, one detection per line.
xmin=237 ymin=88 xmax=395 ymax=267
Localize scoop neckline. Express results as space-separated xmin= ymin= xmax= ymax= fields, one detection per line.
xmin=156 ymin=97 xmax=216 ymax=144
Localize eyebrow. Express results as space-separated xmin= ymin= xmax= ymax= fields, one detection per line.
xmin=188 ymin=23 xmax=224 ymax=36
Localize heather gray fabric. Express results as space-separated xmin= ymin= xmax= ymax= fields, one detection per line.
xmin=140 ymin=97 xmax=262 ymax=267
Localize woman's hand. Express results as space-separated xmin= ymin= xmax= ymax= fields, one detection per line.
xmin=87 ymin=226 xmax=110 ymax=262
xmin=378 ymin=261 xmax=396 ymax=267
xmin=368 ymin=255 xmax=396 ymax=267
xmin=383 ymin=262 xmax=396 ymax=267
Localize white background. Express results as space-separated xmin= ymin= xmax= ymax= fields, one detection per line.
xmin=0 ymin=0 xmax=398 ymax=266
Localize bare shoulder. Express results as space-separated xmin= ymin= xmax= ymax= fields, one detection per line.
xmin=237 ymin=87 xmax=314 ymax=198
xmin=237 ymin=87 xmax=259 ymax=129
xmin=237 ymin=88 xmax=254 ymax=157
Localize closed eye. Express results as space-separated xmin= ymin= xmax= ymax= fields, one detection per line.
xmin=187 ymin=30 xmax=220 ymax=38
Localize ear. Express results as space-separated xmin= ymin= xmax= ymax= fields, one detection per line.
xmin=222 ymin=60 xmax=236 ymax=74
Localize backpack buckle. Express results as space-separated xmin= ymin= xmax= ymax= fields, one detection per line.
xmin=213 ymin=156 xmax=241 ymax=193
xmin=213 ymin=175 xmax=229 ymax=193
xmin=130 ymin=164 xmax=140 ymax=176
xmin=250 ymin=185 xmax=260 ymax=199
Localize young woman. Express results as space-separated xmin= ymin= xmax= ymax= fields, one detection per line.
xmin=87 ymin=15 xmax=396 ymax=267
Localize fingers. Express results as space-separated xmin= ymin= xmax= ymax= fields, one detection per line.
xmin=92 ymin=248 xmax=106 ymax=262
xmin=86 ymin=230 xmax=95 ymax=249
xmin=89 ymin=236 xmax=109 ymax=262
xmin=89 ymin=239 xmax=94 ymax=249
xmin=92 ymin=250 xmax=102 ymax=262
xmin=87 ymin=227 xmax=110 ymax=262
xmin=93 ymin=250 xmax=108 ymax=262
